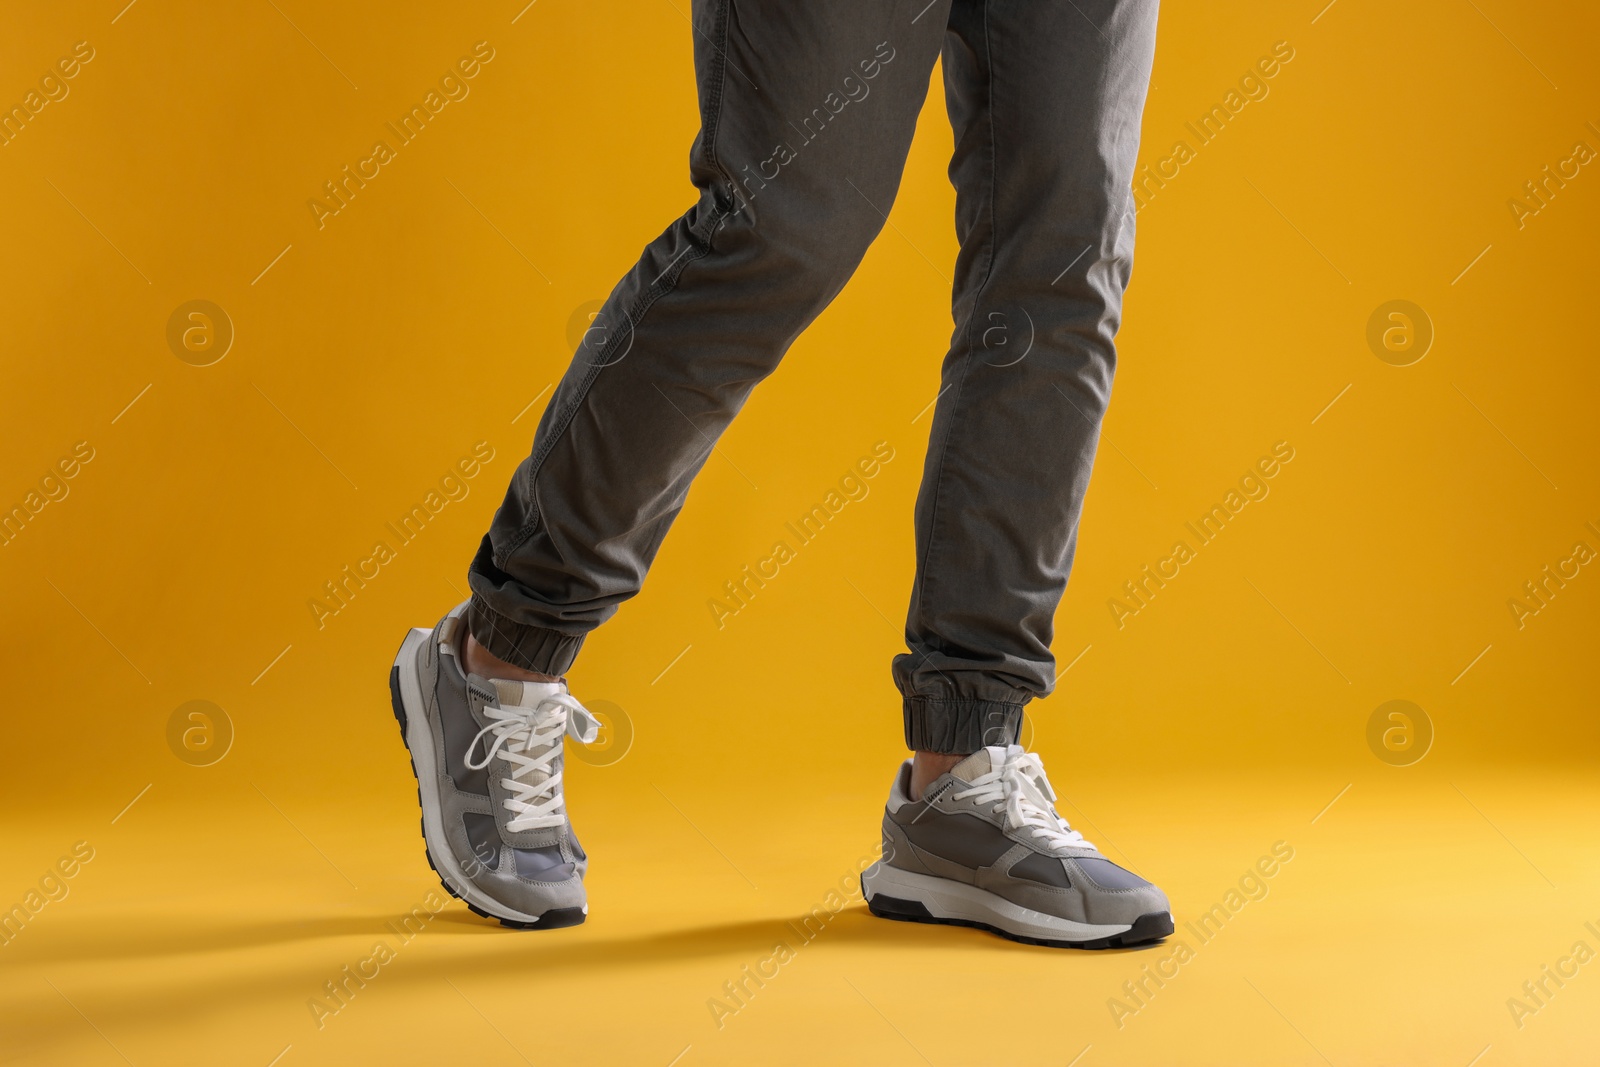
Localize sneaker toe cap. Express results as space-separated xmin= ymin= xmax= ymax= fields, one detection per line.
xmin=1069 ymin=856 xmax=1170 ymax=925
xmin=475 ymin=867 xmax=587 ymax=917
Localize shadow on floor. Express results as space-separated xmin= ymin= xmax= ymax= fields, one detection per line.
xmin=21 ymin=896 xmax=1165 ymax=970
xmin=9 ymin=901 xmax=1166 ymax=1042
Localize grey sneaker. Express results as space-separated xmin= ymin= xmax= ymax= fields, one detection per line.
xmin=862 ymin=746 xmax=1174 ymax=948
xmin=388 ymin=600 xmax=598 ymax=929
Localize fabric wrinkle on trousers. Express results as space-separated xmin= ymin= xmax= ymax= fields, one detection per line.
xmin=467 ymin=0 xmax=1160 ymax=754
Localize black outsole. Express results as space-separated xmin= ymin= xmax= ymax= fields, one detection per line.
xmin=864 ymin=881 xmax=1174 ymax=950
xmin=389 ymin=640 xmax=586 ymax=933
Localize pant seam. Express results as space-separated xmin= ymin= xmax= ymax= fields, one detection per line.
xmin=907 ymin=0 xmax=1001 ymax=689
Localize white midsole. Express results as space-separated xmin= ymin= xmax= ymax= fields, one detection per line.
xmin=861 ymin=861 xmax=1132 ymax=941
xmin=394 ymin=626 xmax=549 ymax=925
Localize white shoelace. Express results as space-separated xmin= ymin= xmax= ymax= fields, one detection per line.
xmin=464 ymin=692 xmax=600 ymax=833
xmin=949 ymin=750 xmax=1097 ymax=854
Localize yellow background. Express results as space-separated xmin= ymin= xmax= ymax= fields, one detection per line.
xmin=3 ymin=1 xmax=1598 ymax=1064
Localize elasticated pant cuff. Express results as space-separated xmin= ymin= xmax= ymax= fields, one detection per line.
xmin=466 ymin=593 xmax=586 ymax=677
xmin=903 ymin=697 xmax=1025 ymax=754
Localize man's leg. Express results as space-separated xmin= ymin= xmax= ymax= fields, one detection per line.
xmin=390 ymin=1 xmax=956 ymax=930
xmin=861 ymin=0 xmax=1171 ymax=949
xmin=467 ymin=1 xmax=952 ymax=674
xmin=898 ymin=0 xmax=1160 ymax=770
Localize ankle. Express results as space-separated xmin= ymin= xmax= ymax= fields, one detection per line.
xmin=909 ymin=751 xmax=967 ymax=802
xmin=462 ymin=631 xmax=561 ymax=684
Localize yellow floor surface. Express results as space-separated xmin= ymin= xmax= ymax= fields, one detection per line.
xmin=5 ymin=760 xmax=1597 ymax=1065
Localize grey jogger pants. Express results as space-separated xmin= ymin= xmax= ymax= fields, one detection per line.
xmin=466 ymin=0 xmax=1159 ymax=754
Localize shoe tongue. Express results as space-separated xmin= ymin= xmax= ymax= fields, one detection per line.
xmin=489 ymin=680 xmax=568 ymax=771
xmin=950 ymin=745 xmax=1013 ymax=782
xmin=490 ymin=678 xmax=566 ymax=709
xmin=951 ymin=745 xmax=1056 ymax=807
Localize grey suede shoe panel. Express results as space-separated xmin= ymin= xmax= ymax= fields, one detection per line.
xmin=470 ymin=854 xmax=586 ymax=912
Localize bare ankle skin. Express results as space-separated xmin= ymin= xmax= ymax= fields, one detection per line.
xmin=462 ymin=631 xmax=561 ymax=684
xmin=909 ymin=752 xmax=967 ymax=802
